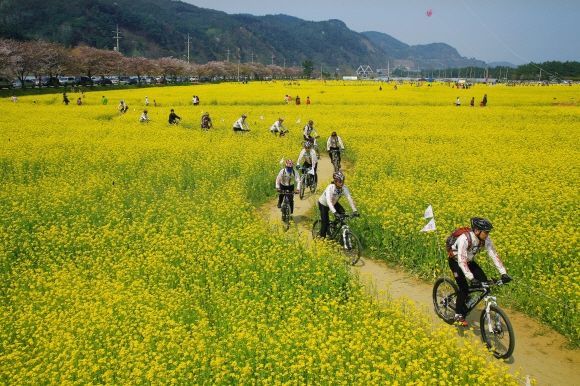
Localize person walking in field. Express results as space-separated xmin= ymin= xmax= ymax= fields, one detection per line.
xmin=317 ymin=171 xmax=358 ymax=238
xmin=63 ymin=92 xmax=70 ymax=105
xmin=145 ymin=96 xmax=149 ymax=106
xmin=232 ymin=114 xmax=250 ymax=132
xmin=168 ymin=109 xmax=181 ymax=125
xmin=455 ymin=96 xmax=461 ymax=106
xmin=101 ymin=95 xmax=108 ymax=105
xmin=446 ymin=217 xmax=512 ymax=327
xmin=480 ymin=94 xmax=488 ymax=107
xmin=470 ymin=97 xmax=475 ymax=107
xmin=275 ymin=159 xmax=300 ymax=214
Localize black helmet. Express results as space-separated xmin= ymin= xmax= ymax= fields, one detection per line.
xmin=471 ymin=217 xmax=493 ymax=232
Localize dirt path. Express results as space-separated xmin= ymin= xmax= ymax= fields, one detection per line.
xmin=262 ymin=156 xmax=580 ymax=385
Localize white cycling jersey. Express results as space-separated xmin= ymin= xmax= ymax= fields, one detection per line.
xmin=233 ymin=117 xmax=249 ymax=130
xmin=327 ymin=135 xmax=345 ymax=151
xmin=297 ymin=149 xmax=318 ymax=168
xmin=275 ymin=168 xmax=301 ymax=190
xmin=270 ymin=120 xmax=285 ymax=133
xmin=318 ymin=183 xmax=357 ymax=214
xmin=450 ymin=232 xmax=507 ymax=280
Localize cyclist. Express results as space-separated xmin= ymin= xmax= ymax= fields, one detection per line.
xmin=168 ymin=109 xmax=181 ymax=125
xmin=447 ymin=217 xmax=512 ymax=326
xmin=317 ymin=171 xmax=358 ymax=238
xmin=303 ymin=120 xmax=320 ymax=157
xmin=275 ymin=160 xmax=300 ymax=214
xmin=270 ymin=118 xmax=288 ymax=136
xmin=233 ymin=114 xmax=250 ymax=132
xmin=297 ymin=141 xmax=318 ymax=184
xmin=201 ymin=112 xmax=213 ymax=130
xmin=327 ymin=131 xmax=345 ymax=167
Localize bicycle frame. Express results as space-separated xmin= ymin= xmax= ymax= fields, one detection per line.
xmin=464 ymin=280 xmax=502 ymax=315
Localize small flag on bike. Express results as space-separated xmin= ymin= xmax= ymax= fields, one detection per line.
xmin=421 ymin=218 xmax=436 ymax=232
xmin=423 ymin=205 xmax=434 ymax=219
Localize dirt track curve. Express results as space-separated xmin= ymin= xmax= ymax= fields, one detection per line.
xmin=262 ymin=155 xmax=579 ymax=386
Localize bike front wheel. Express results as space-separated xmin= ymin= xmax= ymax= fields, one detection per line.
xmin=281 ymin=204 xmax=291 ymax=231
xmin=341 ymin=230 xmax=361 ymax=265
xmin=310 ymin=176 xmax=317 ymax=193
xmin=432 ymin=278 xmax=459 ymax=324
xmin=299 ymin=178 xmax=305 ymax=200
xmin=480 ymin=305 xmax=515 ymax=359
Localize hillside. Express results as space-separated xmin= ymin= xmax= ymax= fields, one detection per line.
xmin=0 ymin=0 xmax=486 ymax=70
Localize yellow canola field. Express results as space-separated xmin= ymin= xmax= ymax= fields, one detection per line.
xmin=0 ymin=80 xmax=572 ymax=383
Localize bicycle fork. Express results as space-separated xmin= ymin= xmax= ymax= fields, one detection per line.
xmin=483 ymin=296 xmax=498 ymax=333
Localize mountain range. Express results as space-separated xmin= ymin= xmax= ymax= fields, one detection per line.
xmin=0 ymin=0 xmax=487 ymax=70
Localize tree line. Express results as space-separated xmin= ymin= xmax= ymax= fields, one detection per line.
xmin=0 ymin=39 xmax=302 ymax=89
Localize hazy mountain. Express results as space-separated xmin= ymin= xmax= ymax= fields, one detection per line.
xmin=0 ymin=0 xmax=487 ymax=70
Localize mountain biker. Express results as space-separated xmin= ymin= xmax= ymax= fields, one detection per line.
xmin=317 ymin=171 xmax=358 ymax=238
xmin=275 ymin=160 xmax=300 ymax=214
xmin=297 ymin=141 xmax=318 ymax=184
xmin=233 ymin=114 xmax=250 ymax=132
xmin=447 ymin=217 xmax=512 ymax=326
xmin=303 ymin=120 xmax=320 ymax=157
xmin=270 ymin=118 xmax=288 ymax=136
xmin=201 ymin=112 xmax=213 ymax=130
xmin=327 ymin=131 xmax=345 ymax=167
xmin=168 ymin=109 xmax=181 ymax=125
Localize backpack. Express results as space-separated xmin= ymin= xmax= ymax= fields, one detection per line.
xmin=445 ymin=227 xmax=472 ymax=257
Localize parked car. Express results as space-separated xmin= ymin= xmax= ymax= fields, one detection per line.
xmin=58 ymin=76 xmax=76 ymax=86
xmin=0 ymin=77 xmax=12 ymax=89
xmin=40 ymin=76 xmax=60 ymax=87
xmin=12 ymin=79 xmax=35 ymax=88
xmin=75 ymin=76 xmax=93 ymax=86
xmin=96 ymin=77 xmax=113 ymax=86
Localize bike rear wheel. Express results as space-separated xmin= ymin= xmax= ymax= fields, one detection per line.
xmin=432 ymin=278 xmax=459 ymax=324
xmin=299 ymin=177 xmax=305 ymax=200
xmin=341 ymin=230 xmax=361 ymax=265
xmin=480 ymin=305 xmax=515 ymax=359
xmin=312 ymin=219 xmax=321 ymax=238
xmin=310 ymin=176 xmax=317 ymax=193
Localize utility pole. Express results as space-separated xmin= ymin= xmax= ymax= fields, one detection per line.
xmin=250 ymin=50 xmax=254 ymax=64
xmin=283 ymin=57 xmax=286 ymax=69
xmin=271 ymin=53 xmax=275 ymax=66
xmin=538 ymin=68 xmax=542 ymax=82
xmin=387 ymin=60 xmax=390 ymax=80
xmin=113 ymin=24 xmax=122 ymax=52
xmin=186 ymin=33 xmax=191 ymax=63
xmin=226 ymin=48 xmax=230 ymax=62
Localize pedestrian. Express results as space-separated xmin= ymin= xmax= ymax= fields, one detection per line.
xmin=481 ymin=94 xmax=488 ymax=107
xmin=455 ymin=96 xmax=461 ymax=107
xmin=201 ymin=112 xmax=213 ymax=130
xmin=63 ymin=92 xmax=70 ymax=105
xmin=76 ymin=97 xmax=82 ymax=106
xmin=145 ymin=96 xmax=149 ymax=106
xmin=470 ymin=97 xmax=475 ymax=107
xmin=11 ymin=95 xmax=17 ymax=103
xmin=232 ymin=114 xmax=250 ymax=132
xmin=295 ymin=95 xmax=301 ymax=105
xmin=306 ymin=96 xmax=311 ymax=105
xmin=101 ymin=95 xmax=108 ymax=105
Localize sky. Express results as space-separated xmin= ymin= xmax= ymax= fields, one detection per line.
xmin=184 ymin=0 xmax=579 ymax=65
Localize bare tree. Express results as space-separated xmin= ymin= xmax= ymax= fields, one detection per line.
xmin=69 ymin=45 xmax=123 ymax=78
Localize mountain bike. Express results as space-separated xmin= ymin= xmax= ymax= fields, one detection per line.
xmin=329 ymin=149 xmax=342 ymax=172
xmin=432 ymin=277 xmax=515 ymax=359
xmin=278 ymin=190 xmax=296 ymax=231
xmin=298 ymin=166 xmax=317 ymax=199
xmin=312 ymin=213 xmax=362 ymax=265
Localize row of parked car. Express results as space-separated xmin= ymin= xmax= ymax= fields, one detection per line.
xmin=0 ymin=75 xmax=200 ymax=89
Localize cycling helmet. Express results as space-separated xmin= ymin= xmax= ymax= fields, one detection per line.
xmin=331 ymin=131 xmax=337 ymax=136
xmin=333 ymin=171 xmax=345 ymax=183
xmin=471 ymin=217 xmax=493 ymax=232
xmin=285 ymin=159 xmax=294 ymax=168
xmin=308 ymin=120 xmax=314 ymax=125
xmin=241 ymin=114 xmax=247 ymax=118
xmin=279 ymin=117 xmax=284 ymax=121
xmin=304 ymin=141 xmax=312 ymax=149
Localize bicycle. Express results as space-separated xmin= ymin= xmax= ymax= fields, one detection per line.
xmin=329 ymin=149 xmax=342 ymax=172
xmin=298 ymin=166 xmax=317 ymax=199
xmin=312 ymin=213 xmax=362 ymax=265
xmin=278 ymin=190 xmax=296 ymax=231
xmin=432 ymin=277 xmax=515 ymax=359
